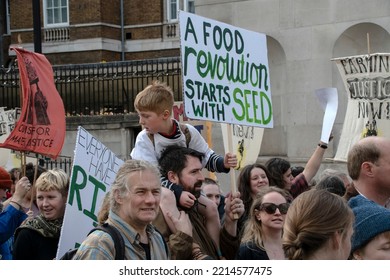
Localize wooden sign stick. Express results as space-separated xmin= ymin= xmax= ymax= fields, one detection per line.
xmin=227 ymin=123 xmax=238 ymax=219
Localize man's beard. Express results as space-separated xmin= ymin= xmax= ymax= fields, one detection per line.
xmin=193 ymin=180 xmax=202 ymax=198
xmin=178 ymin=179 xmax=203 ymax=211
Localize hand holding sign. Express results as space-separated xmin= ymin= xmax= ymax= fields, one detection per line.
xmin=223 ymin=153 xmax=237 ymax=169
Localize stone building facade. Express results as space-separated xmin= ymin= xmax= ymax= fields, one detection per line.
xmin=196 ymin=0 xmax=390 ymax=160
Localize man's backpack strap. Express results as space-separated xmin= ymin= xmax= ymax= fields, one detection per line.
xmin=147 ymin=122 xmax=191 ymax=148
xmin=90 ymin=223 xmax=125 ymax=260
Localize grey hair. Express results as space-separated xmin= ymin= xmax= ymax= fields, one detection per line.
xmin=109 ymin=159 xmax=161 ymax=213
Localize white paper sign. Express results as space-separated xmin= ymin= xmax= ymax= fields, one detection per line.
xmin=56 ymin=126 xmax=124 ymax=259
xmin=179 ymin=11 xmax=273 ymax=128
xmin=315 ymin=88 xmax=338 ymax=144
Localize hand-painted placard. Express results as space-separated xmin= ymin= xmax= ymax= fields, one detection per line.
xmin=56 ymin=126 xmax=123 ymax=259
xmin=332 ymin=53 xmax=390 ymax=161
xmin=173 ymin=101 xmax=207 ymax=139
xmin=221 ymin=123 xmax=264 ymax=170
xmin=179 ymin=11 xmax=273 ymax=128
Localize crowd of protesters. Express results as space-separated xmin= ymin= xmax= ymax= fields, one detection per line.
xmin=1 ymin=81 xmax=390 ymax=260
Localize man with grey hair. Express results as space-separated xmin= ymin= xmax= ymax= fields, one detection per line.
xmin=74 ymin=159 xmax=169 ymax=260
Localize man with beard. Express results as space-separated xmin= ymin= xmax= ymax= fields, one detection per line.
xmin=154 ymin=145 xmax=244 ymax=260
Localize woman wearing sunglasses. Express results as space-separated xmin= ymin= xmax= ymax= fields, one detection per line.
xmin=236 ymin=187 xmax=291 ymax=260
xmin=283 ymin=189 xmax=354 ymax=260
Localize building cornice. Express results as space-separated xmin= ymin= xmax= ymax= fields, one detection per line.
xmin=8 ymin=37 xmax=180 ymax=55
xmin=10 ymin=22 xmax=167 ymax=33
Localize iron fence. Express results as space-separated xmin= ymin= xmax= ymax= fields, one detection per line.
xmin=0 ymin=57 xmax=182 ymax=116
xmin=38 ymin=156 xmax=73 ymax=175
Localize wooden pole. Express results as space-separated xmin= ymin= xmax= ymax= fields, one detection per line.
xmin=206 ymin=121 xmax=217 ymax=180
xmin=21 ymin=152 xmax=26 ymax=177
xmin=29 ymin=157 xmax=39 ymax=210
xmin=227 ymin=123 xmax=238 ymax=219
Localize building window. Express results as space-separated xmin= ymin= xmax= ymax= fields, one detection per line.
xmin=185 ymin=0 xmax=195 ymax=13
xmin=167 ymin=0 xmax=195 ymax=22
xmin=168 ymin=0 xmax=178 ymax=22
xmin=43 ymin=0 xmax=69 ymax=27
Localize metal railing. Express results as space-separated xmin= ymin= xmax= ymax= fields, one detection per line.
xmin=44 ymin=27 xmax=70 ymax=42
xmin=39 ymin=156 xmax=73 ymax=175
xmin=0 ymin=57 xmax=182 ymax=116
xmin=165 ymin=23 xmax=178 ymax=38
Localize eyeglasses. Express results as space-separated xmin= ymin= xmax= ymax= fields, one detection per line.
xmin=259 ymin=203 xmax=290 ymax=215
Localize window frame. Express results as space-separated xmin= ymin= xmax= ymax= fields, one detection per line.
xmin=167 ymin=0 xmax=178 ymax=22
xmin=184 ymin=0 xmax=195 ymax=14
xmin=167 ymin=0 xmax=195 ymax=22
xmin=43 ymin=0 xmax=70 ymax=28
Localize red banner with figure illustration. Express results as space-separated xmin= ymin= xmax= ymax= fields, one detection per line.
xmin=0 ymin=48 xmax=65 ymax=159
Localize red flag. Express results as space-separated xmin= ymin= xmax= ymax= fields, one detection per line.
xmin=0 ymin=48 xmax=65 ymax=159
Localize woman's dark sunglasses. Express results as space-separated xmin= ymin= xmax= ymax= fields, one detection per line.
xmin=259 ymin=203 xmax=290 ymax=215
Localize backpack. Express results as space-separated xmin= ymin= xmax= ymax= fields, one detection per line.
xmin=148 ymin=123 xmax=191 ymax=147
xmin=60 ymin=223 xmax=125 ymax=260
xmin=60 ymin=223 xmax=169 ymax=260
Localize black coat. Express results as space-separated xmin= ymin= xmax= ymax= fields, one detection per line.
xmin=13 ymin=228 xmax=59 ymax=260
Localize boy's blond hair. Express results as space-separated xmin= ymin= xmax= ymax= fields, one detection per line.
xmin=134 ymin=80 xmax=174 ymax=114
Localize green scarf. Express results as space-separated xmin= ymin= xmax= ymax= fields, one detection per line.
xmin=17 ymin=214 xmax=63 ymax=238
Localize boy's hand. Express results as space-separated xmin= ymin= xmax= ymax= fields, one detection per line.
xmin=224 ymin=153 xmax=237 ymax=169
xmin=179 ymin=191 xmax=196 ymax=209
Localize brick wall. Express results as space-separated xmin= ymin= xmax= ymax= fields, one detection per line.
xmin=45 ymin=50 xmax=121 ymax=65
xmin=125 ymin=0 xmax=162 ymax=25
xmin=127 ymin=26 xmax=161 ymax=40
xmin=126 ymin=49 xmax=180 ymax=60
xmin=101 ymin=0 xmax=121 ymax=24
xmin=7 ymin=0 xmax=177 ymax=65
xmin=46 ymin=49 xmax=181 ymax=64
xmin=10 ymin=0 xmax=34 ymax=29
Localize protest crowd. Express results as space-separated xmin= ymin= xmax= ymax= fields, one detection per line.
xmin=1 ymin=81 xmax=390 ymax=261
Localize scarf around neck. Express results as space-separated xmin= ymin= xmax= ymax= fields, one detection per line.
xmin=17 ymin=214 xmax=63 ymax=238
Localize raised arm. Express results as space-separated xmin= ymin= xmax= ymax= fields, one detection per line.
xmin=302 ymin=141 xmax=328 ymax=184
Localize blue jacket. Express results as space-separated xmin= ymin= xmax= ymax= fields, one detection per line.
xmin=0 ymin=238 xmax=13 ymax=260
xmin=0 ymin=204 xmax=27 ymax=260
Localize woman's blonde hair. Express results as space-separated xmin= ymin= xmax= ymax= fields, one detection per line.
xmin=35 ymin=168 xmax=69 ymax=197
xmin=283 ymin=189 xmax=354 ymax=260
xmin=240 ymin=187 xmax=290 ymax=250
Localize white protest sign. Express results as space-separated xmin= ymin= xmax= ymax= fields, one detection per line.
xmin=179 ymin=11 xmax=273 ymax=128
xmin=0 ymin=108 xmax=21 ymax=167
xmin=172 ymin=101 xmax=207 ymax=139
xmin=332 ymin=53 xmax=390 ymax=161
xmin=221 ymin=123 xmax=264 ymax=170
xmin=315 ymin=88 xmax=338 ymax=144
xmin=56 ymin=126 xmax=124 ymax=259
